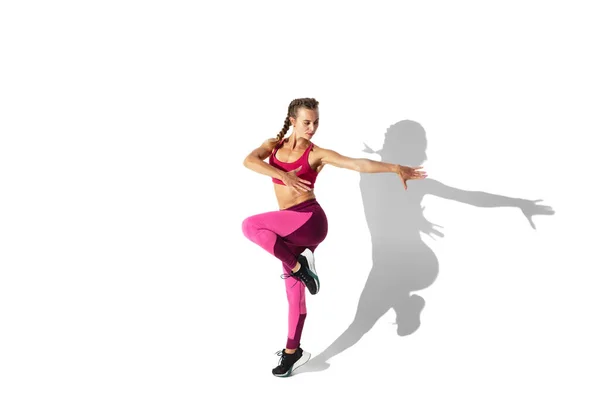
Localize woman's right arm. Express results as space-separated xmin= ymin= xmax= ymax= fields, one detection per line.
xmin=243 ymin=139 xmax=312 ymax=193
xmin=243 ymin=138 xmax=285 ymax=180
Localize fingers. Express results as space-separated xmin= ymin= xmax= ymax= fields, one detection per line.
xmin=292 ymin=181 xmax=312 ymax=192
xmin=406 ymin=166 xmax=427 ymax=179
xmin=398 ymin=166 xmax=428 ymax=188
xmin=284 ymin=178 xmax=312 ymax=192
xmin=293 ymin=186 xmax=311 ymax=193
xmin=297 ymin=183 xmax=313 ymax=192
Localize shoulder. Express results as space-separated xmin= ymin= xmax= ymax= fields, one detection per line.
xmin=310 ymin=143 xmax=335 ymax=158
xmin=264 ymin=137 xmax=279 ymax=146
xmin=309 ymin=143 xmax=342 ymax=166
xmin=248 ymin=138 xmax=281 ymax=161
xmin=310 ymin=142 xmax=323 ymax=152
xmin=262 ymin=138 xmax=280 ymax=150
xmin=310 ymin=144 xmax=359 ymax=169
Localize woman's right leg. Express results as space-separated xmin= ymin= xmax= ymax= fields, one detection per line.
xmin=242 ymin=201 xmax=327 ymax=294
xmin=241 ymin=209 xmax=314 ymax=273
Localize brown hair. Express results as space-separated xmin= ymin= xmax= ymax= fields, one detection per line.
xmin=276 ymin=98 xmax=319 ymax=142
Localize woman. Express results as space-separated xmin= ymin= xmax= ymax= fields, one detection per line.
xmin=241 ymin=98 xmax=427 ymax=377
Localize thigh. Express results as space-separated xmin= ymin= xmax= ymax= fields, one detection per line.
xmin=282 ymin=206 xmax=328 ymax=248
xmin=244 ymin=209 xmax=314 ymax=238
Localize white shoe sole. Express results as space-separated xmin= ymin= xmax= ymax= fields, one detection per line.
xmin=274 ymin=351 xmax=311 ymax=378
xmin=292 ymin=350 xmax=311 ymax=373
xmin=301 ymin=249 xmax=319 ymax=293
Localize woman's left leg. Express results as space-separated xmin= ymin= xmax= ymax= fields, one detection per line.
xmin=282 ymin=243 xmax=318 ymax=350
xmin=242 ymin=200 xmax=328 ymax=376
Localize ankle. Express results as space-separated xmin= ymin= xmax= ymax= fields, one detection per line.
xmin=284 ymin=348 xmax=297 ymax=354
xmin=291 ymin=262 xmax=301 ymax=273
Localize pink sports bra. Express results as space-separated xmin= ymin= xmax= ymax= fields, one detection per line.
xmin=268 ymin=139 xmax=319 ymax=188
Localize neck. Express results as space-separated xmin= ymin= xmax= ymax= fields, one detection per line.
xmin=288 ymin=133 xmax=300 ymax=149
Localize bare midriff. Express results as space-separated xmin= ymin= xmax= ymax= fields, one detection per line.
xmin=273 ymin=184 xmax=317 ymax=210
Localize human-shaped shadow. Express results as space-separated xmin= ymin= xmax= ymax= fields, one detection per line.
xmin=298 ymin=119 xmax=555 ymax=374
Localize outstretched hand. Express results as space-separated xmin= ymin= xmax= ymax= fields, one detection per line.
xmin=396 ymin=165 xmax=427 ymax=190
xmin=281 ymin=166 xmax=313 ymax=194
xmin=518 ymin=199 xmax=555 ymax=229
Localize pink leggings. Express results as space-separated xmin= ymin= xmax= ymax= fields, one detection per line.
xmin=242 ymin=198 xmax=328 ymax=349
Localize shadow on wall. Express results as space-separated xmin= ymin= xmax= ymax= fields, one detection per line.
xmin=299 ymin=119 xmax=555 ymax=374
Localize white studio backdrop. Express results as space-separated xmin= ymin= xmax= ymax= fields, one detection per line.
xmin=1 ymin=1 xmax=598 ymax=399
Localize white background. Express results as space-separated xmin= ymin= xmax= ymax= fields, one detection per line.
xmin=1 ymin=1 xmax=598 ymax=399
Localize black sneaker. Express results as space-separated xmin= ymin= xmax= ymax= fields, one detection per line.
xmin=293 ymin=249 xmax=320 ymax=295
xmin=272 ymin=348 xmax=311 ymax=377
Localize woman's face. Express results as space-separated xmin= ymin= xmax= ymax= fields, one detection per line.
xmin=290 ymin=107 xmax=319 ymax=140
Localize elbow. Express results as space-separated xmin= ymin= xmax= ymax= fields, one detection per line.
xmin=352 ymin=159 xmax=366 ymax=172
xmin=243 ymin=155 xmax=255 ymax=169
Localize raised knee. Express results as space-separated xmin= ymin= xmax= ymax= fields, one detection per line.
xmin=241 ymin=217 xmax=255 ymax=239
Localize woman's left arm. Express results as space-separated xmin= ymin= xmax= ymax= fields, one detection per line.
xmin=315 ymin=146 xmax=427 ymax=189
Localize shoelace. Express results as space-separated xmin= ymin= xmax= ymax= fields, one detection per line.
xmin=274 ymin=349 xmax=295 ymax=367
xmin=280 ymin=272 xmax=301 ymax=288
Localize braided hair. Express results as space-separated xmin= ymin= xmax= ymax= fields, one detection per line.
xmin=276 ymin=98 xmax=319 ymax=142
